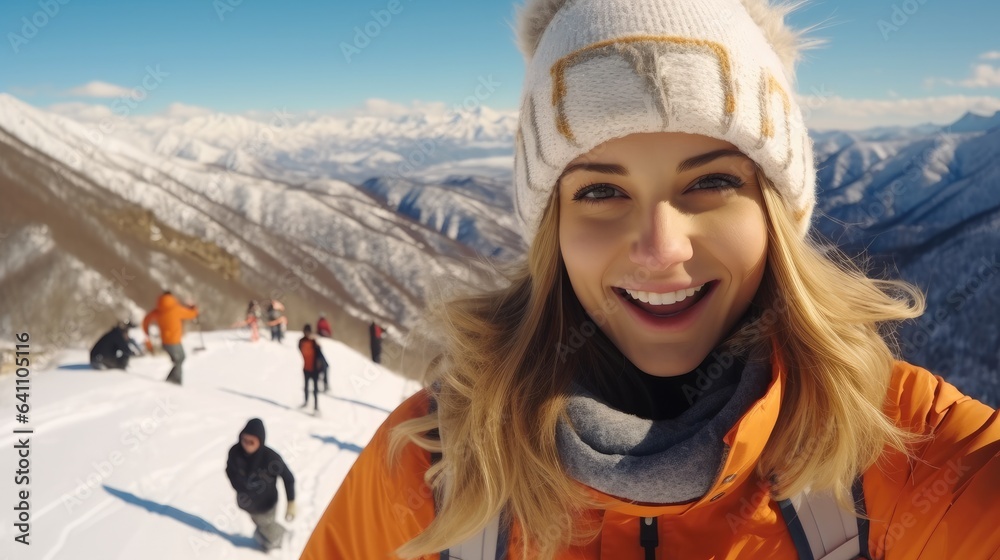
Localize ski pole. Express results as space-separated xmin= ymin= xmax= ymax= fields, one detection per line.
xmin=194 ymin=317 xmax=207 ymax=352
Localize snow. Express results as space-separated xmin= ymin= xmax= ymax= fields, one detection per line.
xmin=0 ymin=329 xmax=420 ymax=559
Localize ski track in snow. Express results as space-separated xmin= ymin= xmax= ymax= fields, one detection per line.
xmin=0 ymin=396 xmax=136 ymax=449
xmin=41 ymin=498 xmax=119 ymax=560
xmin=0 ymin=329 xmax=414 ymax=560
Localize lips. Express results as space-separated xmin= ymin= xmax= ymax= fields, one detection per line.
xmin=616 ymin=282 xmax=714 ymax=318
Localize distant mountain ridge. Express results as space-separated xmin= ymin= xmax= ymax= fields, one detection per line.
xmin=949 ymin=110 xmax=1000 ymax=133
xmin=49 ymin=97 xmax=519 ymax=184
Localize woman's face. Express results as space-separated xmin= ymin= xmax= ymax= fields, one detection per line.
xmin=558 ymin=132 xmax=767 ymax=377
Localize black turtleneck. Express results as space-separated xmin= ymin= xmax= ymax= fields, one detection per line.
xmin=578 ymin=350 xmax=746 ymax=421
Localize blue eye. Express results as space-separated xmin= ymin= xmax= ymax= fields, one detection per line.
xmin=572 ymin=184 xmax=623 ymax=203
xmin=689 ymin=174 xmax=745 ymax=192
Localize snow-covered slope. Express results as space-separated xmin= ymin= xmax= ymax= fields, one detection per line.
xmin=0 ymin=329 xmax=417 ymax=560
xmin=361 ymin=175 xmax=523 ymax=258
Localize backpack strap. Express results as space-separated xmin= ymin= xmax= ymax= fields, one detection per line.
xmin=778 ymin=475 xmax=870 ymax=560
xmin=778 ymin=497 xmax=815 ymax=560
xmin=852 ymin=476 xmax=871 ymax=560
xmin=440 ymin=515 xmax=506 ymax=560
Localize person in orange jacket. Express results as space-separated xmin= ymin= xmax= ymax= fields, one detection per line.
xmin=301 ymin=1 xmax=1000 ymax=559
xmin=142 ymin=290 xmax=198 ymax=385
xmin=298 ymin=324 xmax=328 ymax=412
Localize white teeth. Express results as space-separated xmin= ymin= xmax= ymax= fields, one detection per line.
xmin=624 ymin=284 xmax=705 ymax=306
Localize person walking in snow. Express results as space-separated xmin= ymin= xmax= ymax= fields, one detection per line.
xmin=316 ymin=313 xmax=332 ymax=338
xmin=226 ymin=418 xmax=296 ymax=552
xmin=141 ymin=291 xmax=198 ymax=385
xmin=266 ymin=299 xmax=287 ymax=343
xmin=232 ymin=300 xmax=261 ymax=342
xmin=89 ymin=320 xmax=142 ymax=370
xmin=302 ymin=1 xmax=1000 ymax=559
xmin=298 ymin=324 xmax=328 ymax=412
xmin=368 ymin=320 xmax=384 ymax=364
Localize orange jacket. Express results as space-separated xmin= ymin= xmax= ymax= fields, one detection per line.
xmin=301 ymin=359 xmax=1000 ymax=559
xmin=142 ymin=293 xmax=198 ymax=346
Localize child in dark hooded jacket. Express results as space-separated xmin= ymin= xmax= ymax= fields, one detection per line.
xmin=225 ymin=418 xmax=295 ymax=551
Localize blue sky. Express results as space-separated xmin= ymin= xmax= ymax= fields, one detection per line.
xmin=2 ymin=0 xmax=999 ymax=128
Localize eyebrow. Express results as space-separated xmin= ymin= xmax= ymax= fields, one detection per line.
xmin=675 ymin=149 xmax=749 ymax=173
xmin=557 ymin=162 xmax=628 ymax=182
xmin=558 ymin=149 xmax=750 ymax=182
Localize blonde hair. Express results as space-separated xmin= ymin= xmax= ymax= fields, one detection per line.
xmin=391 ymin=170 xmax=925 ymax=559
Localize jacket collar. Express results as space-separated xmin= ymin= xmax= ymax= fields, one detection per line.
xmin=583 ymin=345 xmax=786 ymax=517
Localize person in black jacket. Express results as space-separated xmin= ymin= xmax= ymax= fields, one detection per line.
xmin=90 ymin=320 xmax=142 ymax=370
xmin=225 ymin=418 xmax=295 ymax=551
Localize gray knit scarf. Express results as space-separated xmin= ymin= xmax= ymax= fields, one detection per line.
xmin=556 ymin=356 xmax=771 ymax=504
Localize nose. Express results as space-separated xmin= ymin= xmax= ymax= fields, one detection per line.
xmin=629 ymin=202 xmax=693 ymax=270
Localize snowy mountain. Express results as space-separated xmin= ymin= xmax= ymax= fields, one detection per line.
xmin=361 ymin=175 xmax=524 ymax=258
xmin=948 ymin=110 xmax=1000 ymax=134
xmin=0 ymin=329 xmax=419 ymax=559
xmin=813 ymin=120 xmax=1000 ymax=405
xmin=0 ymin=94 xmax=508 ymax=370
xmin=56 ymin=100 xmax=519 ymax=185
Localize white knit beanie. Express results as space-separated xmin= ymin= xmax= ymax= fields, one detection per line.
xmin=513 ymin=0 xmax=816 ymax=241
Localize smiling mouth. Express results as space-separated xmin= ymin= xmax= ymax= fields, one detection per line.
xmin=614 ymin=282 xmax=715 ymax=318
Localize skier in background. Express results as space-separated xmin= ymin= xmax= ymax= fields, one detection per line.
xmin=368 ymin=321 xmax=384 ymax=364
xmin=316 ymin=312 xmax=332 ymax=338
xmin=225 ymin=418 xmax=296 ymax=551
xmin=298 ymin=324 xmax=328 ymax=413
xmin=141 ymin=290 xmax=198 ymax=385
xmin=89 ymin=320 xmax=142 ymax=370
xmin=266 ymin=299 xmax=287 ymax=343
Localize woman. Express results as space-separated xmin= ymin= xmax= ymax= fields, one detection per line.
xmin=303 ymin=0 xmax=1000 ymax=558
xmin=232 ymin=300 xmax=261 ymax=342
